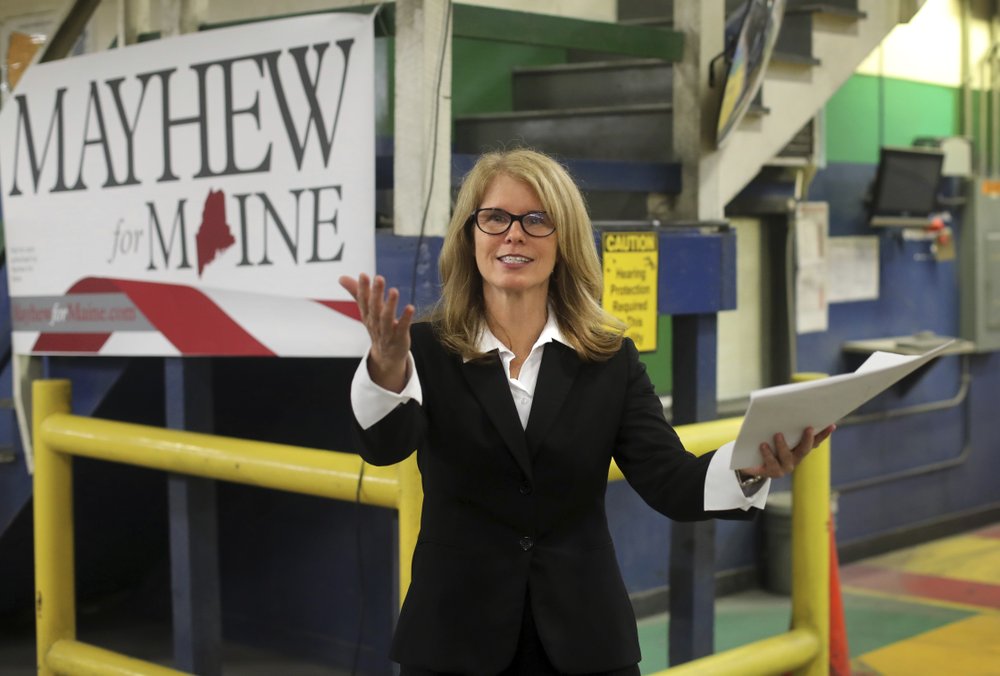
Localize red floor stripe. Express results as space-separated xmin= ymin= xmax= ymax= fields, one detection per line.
xmin=842 ymin=564 xmax=1000 ymax=610
xmin=974 ymin=524 xmax=1000 ymax=540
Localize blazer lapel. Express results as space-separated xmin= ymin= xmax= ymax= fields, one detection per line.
xmin=525 ymin=342 xmax=580 ymax=453
xmin=461 ymin=352 xmax=533 ymax=480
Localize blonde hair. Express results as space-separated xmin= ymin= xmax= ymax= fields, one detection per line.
xmin=432 ymin=149 xmax=625 ymax=361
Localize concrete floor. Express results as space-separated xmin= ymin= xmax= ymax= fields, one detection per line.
xmin=4 ymin=522 xmax=999 ymax=675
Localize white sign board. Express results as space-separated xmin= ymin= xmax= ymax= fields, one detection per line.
xmin=1 ymin=13 xmax=374 ymax=356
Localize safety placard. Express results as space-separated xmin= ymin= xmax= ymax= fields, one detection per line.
xmin=601 ymin=232 xmax=658 ymax=352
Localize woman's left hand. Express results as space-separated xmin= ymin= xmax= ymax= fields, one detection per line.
xmin=740 ymin=424 xmax=836 ymax=481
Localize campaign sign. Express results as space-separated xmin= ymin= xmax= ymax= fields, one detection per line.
xmin=0 ymin=13 xmax=374 ymax=356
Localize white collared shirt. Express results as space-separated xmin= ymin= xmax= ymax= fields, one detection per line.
xmin=474 ymin=311 xmax=565 ymax=429
xmin=349 ymin=320 xmax=768 ymax=511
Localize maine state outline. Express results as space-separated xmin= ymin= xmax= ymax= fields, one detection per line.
xmin=196 ymin=189 xmax=236 ymax=276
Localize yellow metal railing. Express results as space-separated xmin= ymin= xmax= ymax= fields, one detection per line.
xmin=33 ymin=378 xmax=829 ymax=675
xmin=644 ymin=373 xmax=832 ymax=676
xmin=32 ymin=379 xmax=418 ymax=676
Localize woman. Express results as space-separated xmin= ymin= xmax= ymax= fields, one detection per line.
xmin=340 ymin=149 xmax=832 ymax=675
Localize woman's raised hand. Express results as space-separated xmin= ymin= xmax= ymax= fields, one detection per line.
xmin=339 ymin=273 xmax=415 ymax=393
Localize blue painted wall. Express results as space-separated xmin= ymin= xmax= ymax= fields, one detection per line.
xmin=797 ymin=162 xmax=1000 ymax=547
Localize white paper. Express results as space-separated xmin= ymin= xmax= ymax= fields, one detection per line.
xmin=827 ymin=236 xmax=879 ymax=303
xmin=796 ymin=266 xmax=828 ymax=333
xmin=729 ymin=341 xmax=954 ymax=469
xmin=795 ymin=202 xmax=828 ymax=334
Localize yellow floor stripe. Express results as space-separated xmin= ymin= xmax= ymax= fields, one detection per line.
xmin=858 ymin=615 xmax=1000 ymax=675
xmin=862 ymin=535 xmax=1000 ymax=586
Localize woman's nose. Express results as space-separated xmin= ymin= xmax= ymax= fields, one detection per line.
xmin=505 ymin=218 xmax=527 ymax=241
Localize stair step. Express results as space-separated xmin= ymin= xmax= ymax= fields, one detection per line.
xmin=786 ymin=2 xmax=867 ymax=21
xmin=513 ymin=59 xmax=671 ymax=110
xmin=618 ymin=16 xmax=671 ymax=28
xmin=774 ymin=9 xmax=817 ymax=62
xmin=453 ymin=152 xmax=681 ymax=218
xmin=454 ymin=104 xmax=673 ymax=162
xmin=746 ymin=100 xmax=771 ymax=117
xmin=775 ymin=120 xmax=816 ymax=159
xmin=586 ymin=192 xmax=656 ymax=220
xmin=772 ymin=51 xmax=822 ymax=67
xmin=617 ymin=0 xmax=673 ymax=22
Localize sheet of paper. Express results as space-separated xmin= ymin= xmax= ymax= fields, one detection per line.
xmin=827 ymin=236 xmax=879 ymax=303
xmin=795 ymin=202 xmax=829 ymax=334
xmin=729 ymin=340 xmax=955 ymax=469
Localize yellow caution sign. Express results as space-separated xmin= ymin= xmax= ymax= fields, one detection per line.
xmin=601 ymin=232 xmax=658 ymax=352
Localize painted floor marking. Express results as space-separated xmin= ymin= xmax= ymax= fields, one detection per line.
xmin=854 ymin=534 xmax=1000 ymax=586
xmin=842 ymin=564 xmax=1000 ymax=610
xmin=855 ymin=614 xmax=1000 ymax=675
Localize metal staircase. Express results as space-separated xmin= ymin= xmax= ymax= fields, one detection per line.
xmin=453 ymin=0 xmax=922 ymax=219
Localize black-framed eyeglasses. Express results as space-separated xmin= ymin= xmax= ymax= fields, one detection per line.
xmin=470 ymin=208 xmax=556 ymax=238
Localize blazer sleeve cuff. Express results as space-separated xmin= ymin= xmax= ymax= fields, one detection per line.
xmin=351 ymin=348 xmax=423 ymax=430
xmin=704 ymin=441 xmax=770 ymax=512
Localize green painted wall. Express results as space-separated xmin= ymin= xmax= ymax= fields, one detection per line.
xmin=825 ymin=74 xmax=962 ymax=164
xmin=451 ymin=38 xmax=567 ymax=116
xmin=378 ymin=37 xmax=568 ymax=133
xmin=638 ymin=314 xmax=672 ymax=394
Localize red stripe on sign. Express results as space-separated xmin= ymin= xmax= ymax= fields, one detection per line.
xmin=32 ymin=277 xmax=120 ymax=351
xmin=111 ymin=280 xmax=274 ymax=356
xmin=33 ymin=333 xmax=112 ymax=353
xmin=67 ymin=277 xmax=122 ymax=293
xmin=842 ymin=564 xmax=1000 ymax=609
xmin=32 ymin=277 xmax=274 ymax=356
xmin=313 ymin=299 xmax=362 ymax=322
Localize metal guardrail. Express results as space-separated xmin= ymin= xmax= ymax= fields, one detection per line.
xmin=33 ymin=378 xmax=829 ymax=675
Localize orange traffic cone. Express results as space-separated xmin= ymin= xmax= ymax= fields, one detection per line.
xmin=829 ymin=520 xmax=850 ymax=675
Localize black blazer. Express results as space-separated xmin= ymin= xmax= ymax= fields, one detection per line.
xmin=356 ymin=322 xmax=756 ymax=674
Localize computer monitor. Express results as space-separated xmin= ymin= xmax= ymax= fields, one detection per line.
xmin=869 ymin=146 xmax=945 ymax=227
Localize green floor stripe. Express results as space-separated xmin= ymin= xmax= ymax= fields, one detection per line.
xmin=842 ymin=592 xmax=974 ymax=657
xmin=634 ymin=590 xmax=975 ymax=673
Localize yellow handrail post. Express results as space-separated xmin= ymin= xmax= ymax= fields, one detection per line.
xmin=790 ymin=373 xmax=831 ymax=676
xmin=396 ymin=452 xmax=422 ymax=608
xmin=33 ymin=379 xmax=75 ymax=676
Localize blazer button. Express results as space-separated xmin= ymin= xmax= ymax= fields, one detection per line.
xmin=519 ymin=483 xmax=532 ymax=495
xmin=519 ymin=536 xmax=534 ymax=551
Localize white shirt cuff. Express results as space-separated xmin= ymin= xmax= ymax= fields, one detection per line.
xmin=350 ymin=348 xmax=423 ymax=430
xmin=704 ymin=441 xmax=770 ymax=511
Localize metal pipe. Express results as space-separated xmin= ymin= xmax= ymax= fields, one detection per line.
xmin=117 ymin=0 xmax=127 ymax=48
xmin=655 ymin=628 xmax=818 ymax=675
xmin=39 ymin=413 xmax=401 ymax=509
xmin=653 ymin=380 xmax=830 ymax=675
xmin=33 ymin=380 xmax=76 ymax=676
xmin=980 ymin=55 xmax=988 ymax=176
xmin=608 ymin=416 xmax=743 ymax=482
xmin=397 ymin=454 xmax=422 ymax=606
xmin=39 ymin=0 xmax=102 ymax=62
xmin=994 ymin=35 xmax=1000 ymax=177
xmin=673 ymin=416 xmax=744 ymax=455
xmin=840 ymin=356 xmax=969 ymax=426
xmin=961 ymin=0 xmax=972 ymax=138
xmin=835 ymin=357 xmax=972 ymax=493
xmin=790 ymin=373 xmax=830 ymax=676
xmin=47 ymin=639 xmax=188 ymax=676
